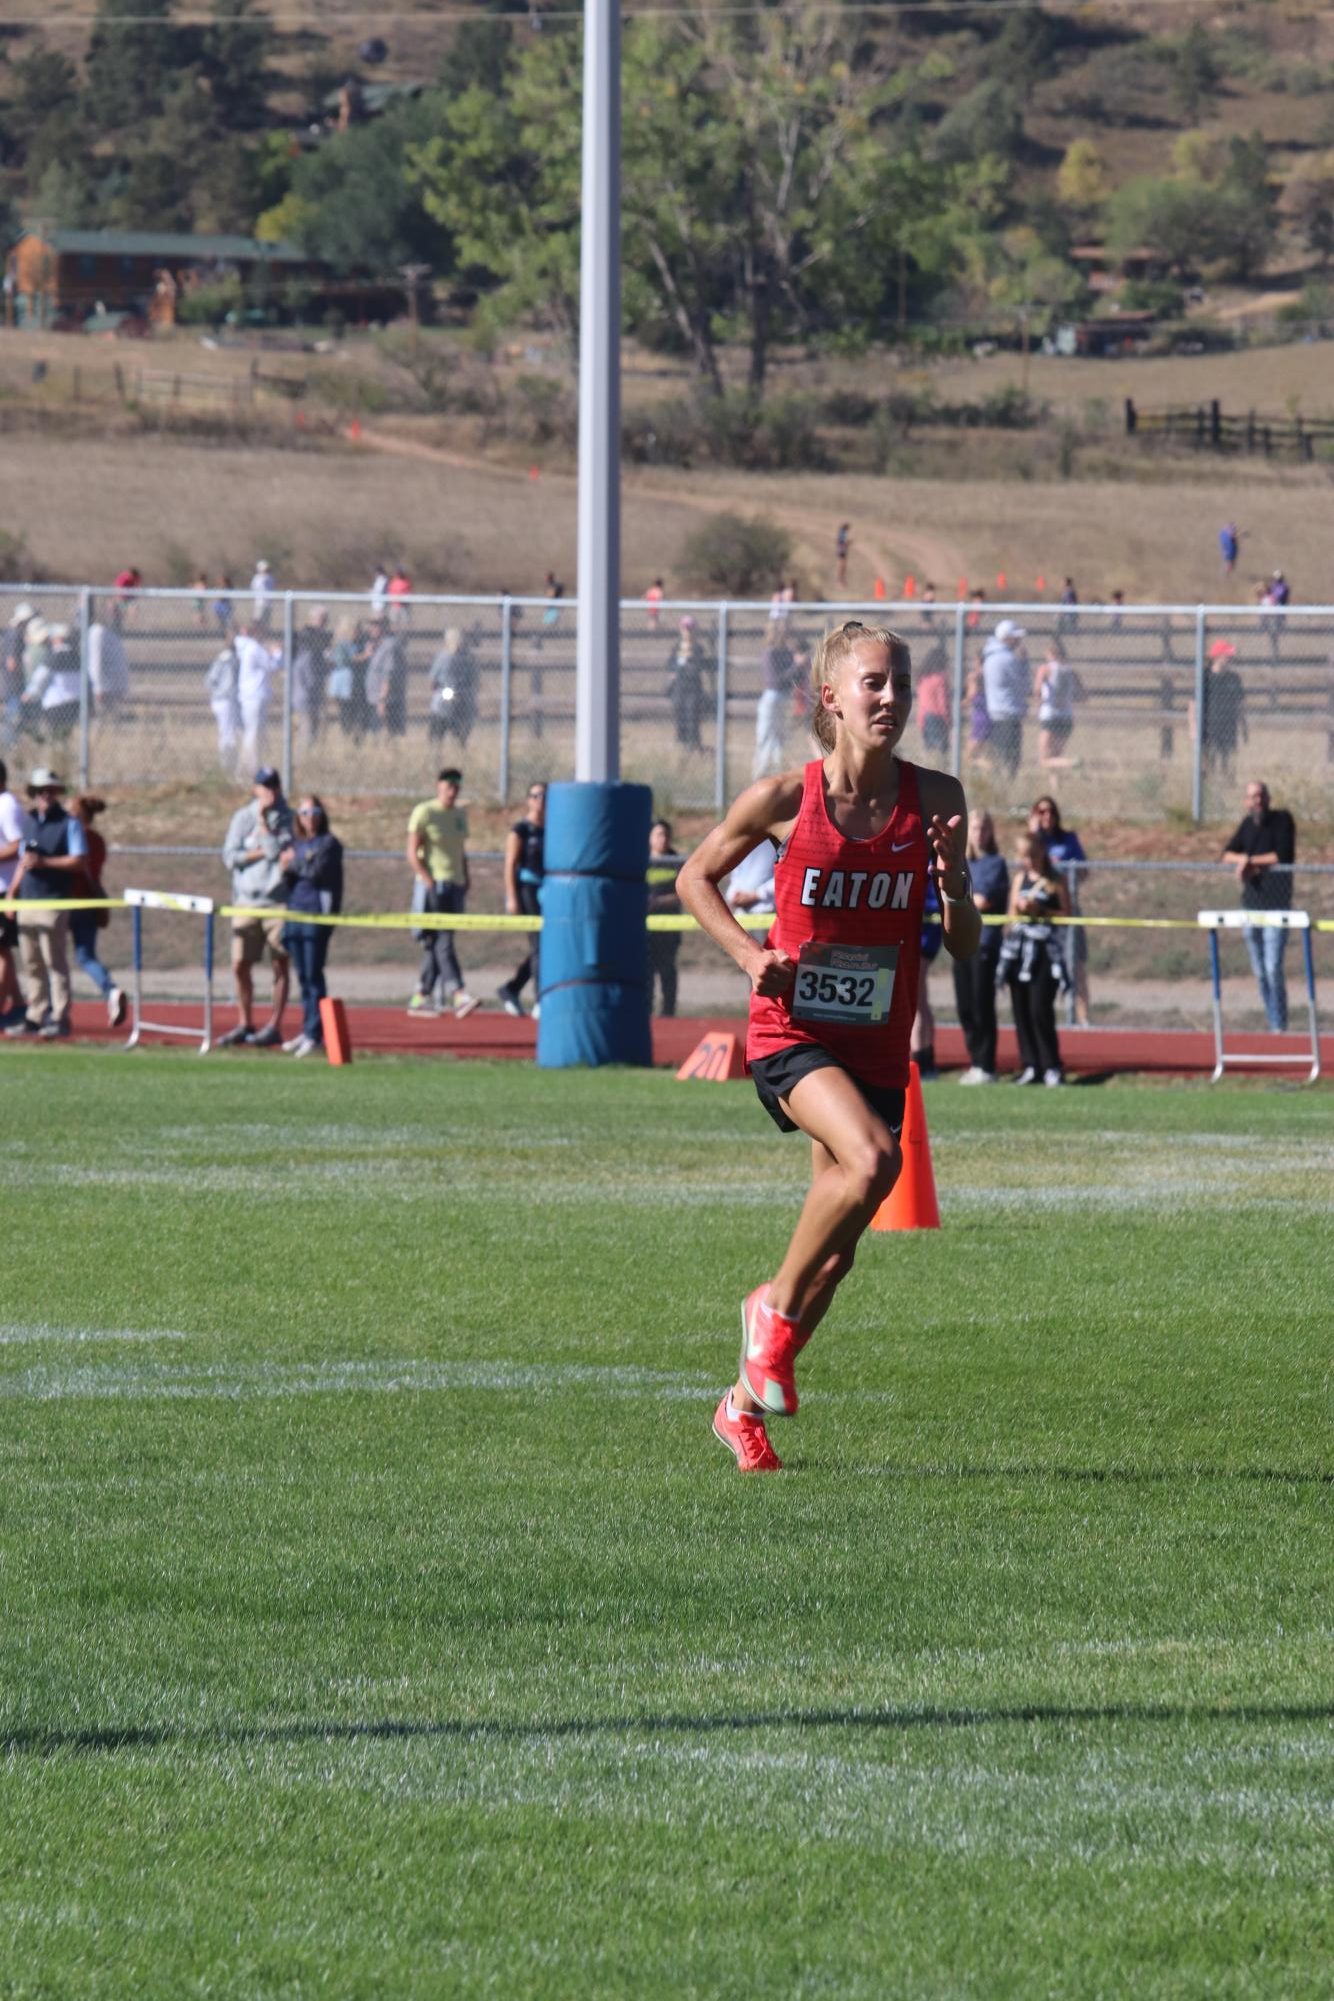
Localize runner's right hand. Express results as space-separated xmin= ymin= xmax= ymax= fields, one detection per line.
xmin=749 ymin=948 xmax=796 ymax=998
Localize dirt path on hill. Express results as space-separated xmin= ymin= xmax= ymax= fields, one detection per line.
xmin=355 ymin=425 xmax=967 ymax=601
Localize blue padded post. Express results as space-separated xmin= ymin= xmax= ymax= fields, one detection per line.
xmin=537 ymin=781 xmax=652 ymax=1068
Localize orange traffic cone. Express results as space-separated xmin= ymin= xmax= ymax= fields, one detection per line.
xmin=871 ymin=1060 xmax=939 ymax=1231
xmin=319 ymin=997 xmax=353 ymax=1066
xmin=872 ymin=575 xmax=887 ymax=601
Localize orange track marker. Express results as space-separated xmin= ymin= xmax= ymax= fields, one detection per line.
xmin=319 ymin=997 xmax=353 ymax=1066
xmin=871 ymin=1060 xmax=939 ymax=1230
xmin=675 ymin=1030 xmax=745 ymax=1083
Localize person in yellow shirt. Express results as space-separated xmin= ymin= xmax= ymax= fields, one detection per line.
xmin=406 ymin=767 xmax=479 ymax=1018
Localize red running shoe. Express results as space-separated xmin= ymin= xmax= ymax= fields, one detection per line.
xmin=739 ymin=1285 xmax=800 ymax=1418
xmin=712 ymin=1393 xmax=782 ymax=1473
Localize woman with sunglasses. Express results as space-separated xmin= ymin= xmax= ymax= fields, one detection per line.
xmin=678 ymin=620 xmax=979 ymax=1473
xmin=498 ymin=781 xmax=546 ymax=1018
xmin=278 ymin=796 xmax=344 ymax=1058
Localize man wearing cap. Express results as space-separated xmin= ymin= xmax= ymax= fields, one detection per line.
xmin=1194 ymin=639 xmax=1246 ymax=777
xmin=980 ymin=618 xmax=1032 ymax=778
xmin=220 ymin=769 xmax=293 ymax=1048
xmin=1223 ymin=780 xmax=1296 ymax=1034
xmin=2 ymin=767 xmax=86 ymax=1039
xmin=1 ymin=603 xmax=35 ymax=748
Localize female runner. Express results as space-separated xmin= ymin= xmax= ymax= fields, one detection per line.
xmin=677 ymin=621 xmax=980 ymax=1472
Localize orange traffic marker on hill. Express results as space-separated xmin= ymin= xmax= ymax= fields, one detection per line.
xmin=903 ymin=573 xmax=916 ymax=598
xmin=872 ymin=575 xmax=887 ymax=601
xmin=319 ymin=997 xmax=353 ymax=1066
xmin=676 ymin=1030 xmax=745 ymax=1083
xmin=871 ymin=1060 xmax=939 ymax=1231
xmin=996 ymin=571 xmax=1007 ymax=592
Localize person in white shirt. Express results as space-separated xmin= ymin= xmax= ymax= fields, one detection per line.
xmin=724 ymin=839 xmax=776 ymax=915
xmin=370 ymin=565 xmax=390 ymax=618
xmin=234 ymin=624 xmax=281 ymax=773
xmin=87 ymin=617 xmax=130 ymax=719
xmin=0 ymin=758 xmax=26 ymax=1023
xmin=249 ymin=558 xmax=275 ymax=632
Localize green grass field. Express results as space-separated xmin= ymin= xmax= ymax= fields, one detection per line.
xmin=1 ymin=1050 xmax=1330 ymax=1998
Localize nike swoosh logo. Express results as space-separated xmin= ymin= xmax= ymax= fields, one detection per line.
xmin=890 ymin=839 xmax=914 ymax=852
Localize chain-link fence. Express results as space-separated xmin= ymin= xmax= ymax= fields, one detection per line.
xmin=2 ymin=586 xmax=1331 ymax=823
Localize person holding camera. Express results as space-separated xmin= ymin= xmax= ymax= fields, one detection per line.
xmin=219 ymin=767 xmax=293 ymax=1048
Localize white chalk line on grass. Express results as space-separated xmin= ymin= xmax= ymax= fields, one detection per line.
xmin=0 ymin=1324 xmax=194 ymax=1348
xmin=0 ymin=1353 xmax=912 ymax=1407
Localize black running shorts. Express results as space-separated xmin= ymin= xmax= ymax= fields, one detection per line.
xmin=749 ymin=1043 xmax=905 ymax=1137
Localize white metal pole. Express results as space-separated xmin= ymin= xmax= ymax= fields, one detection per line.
xmin=575 ymin=0 xmax=621 ymax=783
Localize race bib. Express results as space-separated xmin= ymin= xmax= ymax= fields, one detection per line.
xmin=791 ymin=941 xmax=898 ymax=1028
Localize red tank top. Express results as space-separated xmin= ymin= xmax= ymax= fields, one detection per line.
xmin=746 ymin=757 xmax=927 ymax=1089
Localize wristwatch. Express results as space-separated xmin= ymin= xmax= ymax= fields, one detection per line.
xmin=938 ymin=866 xmax=972 ymax=905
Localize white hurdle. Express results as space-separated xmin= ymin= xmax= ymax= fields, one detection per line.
xmin=1197 ymin=910 xmax=1320 ymax=1084
xmin=124 ymin=889 xmax=216 ymax=1055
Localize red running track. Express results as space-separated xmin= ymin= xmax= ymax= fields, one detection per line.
xmin=51 ymin=1001 xmax=1333 ymax=1076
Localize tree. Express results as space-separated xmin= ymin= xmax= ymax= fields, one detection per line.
xmin=410 ymin=10 xmax=1000 ymax=394
xmin=281 ymin=95 xmax=456 ymax=276
xmin=108 ymin=149 xmax=192 ymax=231
xmin=85 ymin=0 xmax=181 ymax=130
xmin=1170 ymin=25 xmax=1220 ymax=124
xmin=1281 ymin=154 xmax=1334 ymax=268
xmin=1057 ymin=138 xmax=1107 ymax=217
xmin=7 ymin=43 xmax=79 ymax=156
xmin=1105 ymin=174 xmax=1216 ymax=276
xmin=933 ymin=79 xmax=1024 ymax=170
xmin=199 ymin=0 xmax=271 ymax=130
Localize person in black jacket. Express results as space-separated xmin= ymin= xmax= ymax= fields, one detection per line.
xmin=1222 ymin=780 xmax=1296 ymax=1032
xmin=279 ymin=795 xmax=344 ymax=1058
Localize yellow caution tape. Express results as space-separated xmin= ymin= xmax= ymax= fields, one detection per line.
xmin=5 ymin=899 xmax=1330 ymax=936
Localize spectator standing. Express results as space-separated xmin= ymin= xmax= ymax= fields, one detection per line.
xmin=753 ymin=632 xmax=795 ymax=778
xmin=1219 ymin=522 xmax=1241 ymax=576
xmin=407 ymin=767 xmax=479 ymax=1019
xmin=1222 ymin=779 xmax=1296 ymax=1034
xmin=366 ymin=618 xmax=408 ymax=736
xmin=235 ymin=622 xmax=281 ymax=773
xmin=981 ymin=619 xmax=1032 ymax=777
xmin=87 ymin=611 xmax=130 ymax=721
xmin=64 ymin=794 xmax=126 ymax=1026
xmin=369 ymin=564 xmax=390 ymax=619
xmin=1000 ymin=830 xmax=1070 ymax=1085
xmin=249 ymin=558 xmax=275 ymax=632
xmin=644 ymin=578 xmax=665 ymax=632
xmin=724 ymin=838 xmax=776 ymax=919
xmin=1030 ymin=795 xmax=1089 ymax=1025
xmin=2 ymin=603 xmax=34 ymax=748
xmin=113 ymin=567 xmax=141 ymax=630
xmin=1262 ymin=570 xmax=1290 ymax=663
xmin=327 ymin=618 xmax=367 ymax=739
xmin=279 ymin=795 xmax=344 ymax=1058
xmin=911 ymin=874 xmax=942 ymax=1078
xmin=646 ymin=818 xmax=682 ymax=1017
xmin=206 ymin=636 xmax=240 ymax=773
xmin=1057 ymin=576 xmax=1079 ymax=637
xmin=218 ymin=768 xmax=293 ymax=1049
xmin=915 ymin=645 xmax=950 ymax=763
xmin=954 ymin=808 xmax=1008 ymax=1083
xmin=1036 ymin=638 xmax=1085 ymax=770
xmin=3 ymin=766 xmax=86 ymax=1041
xmin=667 ymin=615 xmax=710 ymax=751
xmin=387 ymin=562 xmax=413 ymax=628
xmin=966 ymin=658 xmax=992 ymax=770
xmin=429 ymin=626 xmax=479 ymax=747
xmin=540 ymin=571 xmax=564 ymax=643
xmin=0 ymin=758 xmax=26 ymax=1025
xmin=498 ymin=780 xmax=546 ymax=1017
xmin=24 ymin=623 xmax=81 ymax=744
xmin=1192 ymin=640 xmax=1247 ymax=778
xmin=292 ymin=605 xmax=331 ymax=745
xmin=192 ymin=572 xmax=210 ymax=630
xmin=212 ymin=573 xmax=234 ymax=638
xmin=835 ymin=522 xmax=851 ymax=589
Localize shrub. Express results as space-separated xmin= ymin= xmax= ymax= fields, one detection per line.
xmin=176 ymin=277 xmax=245 ymax=327
xmin=1120 ymin=277 xmax=1186 ymax=317
xmin=819 ymin=388 xmax=878 ymax=427
xmin=622 ymin=391 xmax=827 ymax=471
xmin=680 ymin=513 xmax=793 ymax=597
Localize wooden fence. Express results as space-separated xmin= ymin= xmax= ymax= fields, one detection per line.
xmin=1125 ymin=397 xmax=1334 ymax=462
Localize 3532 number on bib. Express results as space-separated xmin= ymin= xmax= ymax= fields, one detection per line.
xmin=791 ymin=941 xmax=898 ymax=1028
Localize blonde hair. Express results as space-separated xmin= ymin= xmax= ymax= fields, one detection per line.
xmin=809 ymin=621 xmax=911 ymax=752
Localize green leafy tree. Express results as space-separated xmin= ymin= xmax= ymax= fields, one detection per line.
xmin=1170 ymin=25 xmax=1220 ymax=124
xmin=85 ymin=0 xmax=181 ymax=131
xmin=933 ymin=78 xmax=1024 ymax=170
xmin=1105 ymin=173 xmax=1216 ymax=276
xmin=200 ymin=0 xmax=271 ymax=131
xmin=283 ymin=95 xmax=457 ymax=276
xmin=1057 ymin=138 xmax=1107 ymax=217
xmin=108 ymin=148 xmax=192 ymax=231
xmin=7 ymin=43 xmax=79 ymax=156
